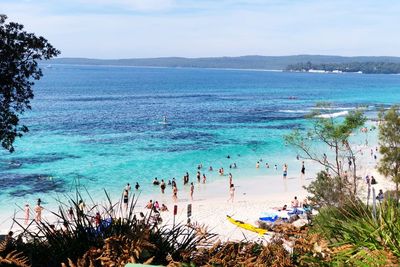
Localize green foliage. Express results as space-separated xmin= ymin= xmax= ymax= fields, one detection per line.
xmin=286 ymin=61 xmax=400 ymax=74
xmin=304 ymin=171 xmax=347 ymax=206
xmin=0 ymin=15 xmax=60 ymax=152
xmin=314 ymin=198 xmax=400 ymax=266
xmin=285 ymin=104 xmax=366 ymax=202
xmin=378 ymin=106 xmax=400 ymax=197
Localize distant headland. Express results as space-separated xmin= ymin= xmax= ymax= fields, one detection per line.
xmin=49 ymin=55 xmax=400 ymax=74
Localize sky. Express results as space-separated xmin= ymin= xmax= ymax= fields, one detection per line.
xmin=2 ymin=0 xmax=400 ymax=58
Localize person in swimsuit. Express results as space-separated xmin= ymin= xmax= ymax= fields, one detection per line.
xmin=34 ymin=203 xmax=44 ymax=223
xmin=190 ymin=182 xmax=194 ymax=201
xmin=24 ymin=204 xmax=30 ymax=224
xmin=123 ymin=189 xmax=129 ymax=210
xmin=202 ymin=174 xmax=206 ymax=183
xmin=173 ymin=185 xmax=178 ymax=202
xmin=197 ymin=171 xmax=201 ymax=183
xmin=301 ymin=161 xmax=305 ymax=177
xmin=160 ymin=179 xmax=166 ymax=194
xmin=283 ymin=164 xmax=288 ymax=179
xmin=135 ymin=182 xmax=140 ymax=190
xmin=228 ymin=184 xmax=235 ymax=203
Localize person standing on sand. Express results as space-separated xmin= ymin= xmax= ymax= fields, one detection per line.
xmin=202 ymin=174 xmax=206 ymax=183
xmin=283 ymin=164 xmax=288 ymax=179
xmin=173 ymin=185 xmax=178 ymax=202
xmin=229 ymin=173 xmax=233 ymax=187
xmin=228 ymin=184 xmax=235 ymax=203
xmin=34 ymin=203 xmax=44 ymax=223
xmin=24 ymin=204 xmax=30 ymax=224
xmin=256 ymin=161 xmax=260 ymax=168
xmin=301 ymin=161 xmax=305 ymax=178
xmin=190 ymin=182 xmax=194 ymax=201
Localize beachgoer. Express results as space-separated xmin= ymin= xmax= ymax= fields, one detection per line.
xmin=168 ymin=179 xmax=172 ymax=185
xmin=283 ymin=164 xmax=288 ymax=179
xmin=291 ymin=196 xmax=299 ymax=208
xmin=173 ymin=185 xmax=178 ymax=202
xmin=68 ymin=207 xmax=74 ymax=221
xmin=202 ymin=174 xmax=206 ymax=184
xmin=376 ymin=189 xmax=384 ymax=202
xmin=123 ymin=189 xmax=129 ymax=210
xmin=281 ymin=204 xmax=287 ymax=211
xmin=374 ymin=154 xmax=377 ymax=160
xmin=24 ymin=204 xmax=30 ymax=224
xmin=209 ymin=166 xmax=213 ymax=171
xmin=296 ymin=155 xmax=299 ymax=160
xmin=160 ymin=204 xmax=169 ymax=212
xmin=37 ymin=198 xmax=42 ymax=206
xmin=190 ymin=182 xmax=194 ymax=201
xmin=153 ymin=177 xmax=160 ymax=185
xmin=371 ymin=176 xmax=377 ymax=185
xmin=256 ymin=161 xmax=260 ymax=168
xmin=146 ymin=200 xmax=153 ymax=209
xmin=160 ymin=179 xmax=166 ymax=193
xmin=154 ymin=201 xmax=160 ymax=210
xmin=233 ymin=163 xmax=237 ymax=168
xmin=228 ymin=184 xmax=235 ymax=203
xmin=95 ymin=212 xmax=101 ymax=226
xmin=197 ymin=171 xmax=201 ymax=183
xmin=229 ymin=173 xmax=233 ymax=187
xmin=139 ymin=212 xmax=145 ymax=224
xmin=365 ymin=175 xmax=370 ymax=185
xmin=301 ymin=161 xmax=305 ymax=177
xmin=135 ymin=182 xmax=140 ymax=190
xmin=266 ymin=163 xmax=269 ymax=168
xmin=274 ymin=164 xmax=278 ymax=170
xmin=34 ymin=203 xmax=44 ymax=223
xmin=172 ymin=178 xmax=176 ymax=187
xmin=125 ymin=183 xmax=131 ymax=192
xmin=78 ymin=200 xmax=85 ymax=213
xmin=227 ymin=155 xmax=230 ymax=159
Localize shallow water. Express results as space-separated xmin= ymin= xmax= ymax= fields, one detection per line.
xmin=0 ymin=65 xmax=399 ymax=215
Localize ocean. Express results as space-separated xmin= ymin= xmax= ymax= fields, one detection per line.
xmin=0 ymin=64 xmax=399 ymax=217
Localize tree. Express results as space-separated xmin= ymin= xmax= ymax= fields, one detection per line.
xmin=0 ymin=15 xmax=59 ymax=152
xmin=285 ymin=103 xmax=366 ymax=202
xmin=378 ymin=106 xmax=400 ymax=201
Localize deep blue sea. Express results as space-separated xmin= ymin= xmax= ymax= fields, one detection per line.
xmin=1 ymin=65 xmax=400 ymax=214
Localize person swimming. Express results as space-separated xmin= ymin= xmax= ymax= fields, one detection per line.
xmin=153 ymin=177 xmax=160 ymax=185
xmin=135 ymin=182 xmax=140 ymax=190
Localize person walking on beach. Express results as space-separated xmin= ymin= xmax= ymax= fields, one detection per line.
xmin=160 ymin=179 xmax=166 ymax=193
xmin=190 ymin=182 xmax=194 ymax=201
xmin=228 ymin=184 xmax=235 ymax=203
xmin=173 ymin=185 xmax=178 ymax=203
xmin=283 ymin=164 xmax=288 ymax=179
xmin=301 ymin=161 xmax=305 ymax=178
xmin=24 ymin=204 xmax=30 ymax=224
xmin=34 ymin=203 xmax=44 ymax=223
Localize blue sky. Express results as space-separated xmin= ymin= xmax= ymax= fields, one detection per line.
xmin=2 ymin=0 xmax=400 ymax=58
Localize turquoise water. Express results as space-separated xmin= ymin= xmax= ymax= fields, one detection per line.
xmin=0 ymin=65 xmax=400 ymax=211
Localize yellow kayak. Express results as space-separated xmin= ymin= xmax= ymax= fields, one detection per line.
xmin=226 ymin=215 xmax=267 ymax=235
